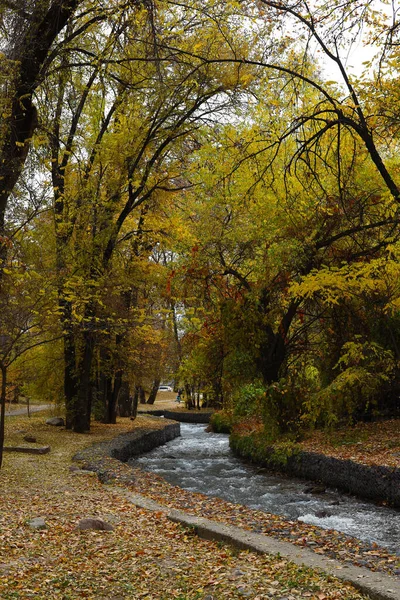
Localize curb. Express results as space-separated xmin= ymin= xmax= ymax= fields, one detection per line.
xmin=118 ymin=490 xmax=400 ymax=600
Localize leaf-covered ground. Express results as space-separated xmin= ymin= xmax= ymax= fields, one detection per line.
xmin=0 ymin=411 xmax=369 ymax=600
xmin=299 ymin=419 xmax=400 ymax=469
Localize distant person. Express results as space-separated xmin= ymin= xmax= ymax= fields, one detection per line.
xmin=176 ymin=392 xmax=181 ymax=403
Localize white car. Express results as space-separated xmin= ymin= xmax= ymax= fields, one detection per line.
xmin=158 ymin=385 xmax=173 ymax=392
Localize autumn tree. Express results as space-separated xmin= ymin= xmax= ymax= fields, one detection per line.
xmin=0 ymin=211 xmax=59 ymax=468
xmin=0 ymin=0 xmax=83 ymax=272
xmin=32 ymin=0 xmax=259 ymax=431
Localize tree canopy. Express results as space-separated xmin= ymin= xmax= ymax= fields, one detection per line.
xmin=1 ymin=0 xmax=400 ymax=450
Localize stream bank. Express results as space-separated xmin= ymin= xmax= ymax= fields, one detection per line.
xmin=69 ymin=412 xmax=400 ymax=597
xmin=230 ymin=432 xmax=400 ymax=508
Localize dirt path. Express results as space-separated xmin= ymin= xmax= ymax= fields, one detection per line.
xmin=4 ymin=403 xmax=53 ymax=417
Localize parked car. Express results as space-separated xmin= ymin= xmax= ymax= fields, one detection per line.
xmin=158 ymin=385 xmax=173 ymax=392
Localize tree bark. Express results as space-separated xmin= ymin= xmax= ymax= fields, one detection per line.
xmin=73 ymin=330 xmax=94 ymax=433
xmin=107 ymin=369 xmax=123 ymax=424
xmin=146 ymin=378 xmax=160 ymax=405
xmin=139 ymin=386 xmax=147 ymax=404
xmin=117 ymin=381 xmax=132 ymax=417
xmin=0 ymin=1 xmax=81 ymax=267
xmin=0 ymin=364 xmax=6 ymax=470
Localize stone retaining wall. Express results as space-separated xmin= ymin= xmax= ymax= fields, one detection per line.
xmin=109 ymin=421 xmax=181 ymax=461
xmin=73 ymin=419 xmax=180 ymax=465
xmin=287 ymin=451 xmax=400 ymax=507
xmin=231 ymin=444 xmax=400 ymax=508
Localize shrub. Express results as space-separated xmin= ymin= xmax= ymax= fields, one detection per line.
xmin=209 ymin=410 xmax=234 ymax=433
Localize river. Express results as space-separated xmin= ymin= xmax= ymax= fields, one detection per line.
xmin=131 ymin=422 xmax=400 ymax=555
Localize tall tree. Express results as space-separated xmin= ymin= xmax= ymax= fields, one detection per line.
xmin=0 ymin=0 xmax=82 ymax=270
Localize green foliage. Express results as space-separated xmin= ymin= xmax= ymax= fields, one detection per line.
xmin=230 ymin=429 xmax=300 ymax=468
xmin=209 ymin=410 xmax=234 ymax=433
xmin=15 ymin=341 xmax=64 ymax=406
xmin=303 ymin=340 xmax=396 ymax=428
xmin=232 ymin=382 xmax=267 ymax=418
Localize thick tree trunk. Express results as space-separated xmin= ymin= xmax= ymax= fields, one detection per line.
xmin=131 ymin=387 xmax=139 ymax=420
xmin=73 ymin=330 xmax=94 ymax=433
xmin=117 ymin=381 xmax=131 ymax=417
xmin=257 ymin=297 xmax=301 ymax=385
xmin=146 ymin=378 xmax=160 ymax=405
xmin=184 ymin=384 xmax=194 ymax=409
xmin=0 ymin=1 xmax=81 ymax=270
xmin=258 ymin=329 xmax=287 ymax=384
xmin=60 ymin=300 xmax=78 ymax=429
xmin=139 ymin=386 xmax=147 ymax=404
xmin=0 ymin=364 xmax=6 ymax=470
xmin=106 ymin=369 xmax=123 ymax=424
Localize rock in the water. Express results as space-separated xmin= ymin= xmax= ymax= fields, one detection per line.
xmin=28 ymin=517 xmax=47 ymax=530
xmin=77 ymin=518 xmax=114 ymax=531
xmin=46 ymin=417 xmax=64 ymax=427
xmin=315 ymin=509 xmax=332 ymax=518
xmin=304 ymin=485 xmax=326 ymax=495
xmin=23 ymin=435 xmax=37 ymax=443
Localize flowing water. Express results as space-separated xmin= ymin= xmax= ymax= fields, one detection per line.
xmin=131 ymin=422 xmax=400 ymax=554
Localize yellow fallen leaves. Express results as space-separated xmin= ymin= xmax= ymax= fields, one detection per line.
xmin=0 ymin=411 xmax=369 ymax=599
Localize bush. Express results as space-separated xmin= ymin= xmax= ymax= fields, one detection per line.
xmin=209 ymin=410 xmax=234 ymax=433
xmin=230 ymin=429 xmax=300 ymax=468
xmin=302 ymin=340 xmax=396 ymax=428
xmin=232 ymin=382 xmax=267 ymax=418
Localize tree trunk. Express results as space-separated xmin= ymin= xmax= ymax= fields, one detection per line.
xmin=73 ymin=330 xmax=94 ymax=433
xmin=139 ymin=386 xmax=147 ymax=404
xmin=257 ymin=297 xmax=301 ymax=385
xmin=0 ymin=364 xmax=6 ymax=470
xmin=131 ymin=387 xmax=139 ymax=420
xmin=106 ymin=369 xmax=123 ymax=424
xmin=117 ymin=381 xmax=131 ymax=417
xmin=146 ymin=378 xmax=160 ymax=405
xmin=0 ymin=1 xmax=81 ymax=271
xmin=184 ymin=384 xmax=194 ymax=409
xmin=64 ymin=338 xmax=77 ymax=429
xmin=196 ymin=389 xmax=201 ymax=410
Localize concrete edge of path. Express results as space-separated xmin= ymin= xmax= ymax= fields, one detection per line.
xmin=117 ymin=490 xmax=400 ymax=600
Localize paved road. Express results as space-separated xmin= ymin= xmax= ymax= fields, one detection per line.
xmin=4 ymin=404 xmax=53 ymax=417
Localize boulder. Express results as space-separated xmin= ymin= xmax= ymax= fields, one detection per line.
xmin=28 ymin=517 xmax=47 ymax=530
xmin=46 ymin=417 xmax=64 ymax=427
xmin=77 ymin=518 xmax=114 ymax=531
xmin=23 ymin=435 xmax=37 ymax=443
